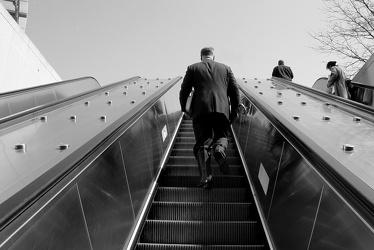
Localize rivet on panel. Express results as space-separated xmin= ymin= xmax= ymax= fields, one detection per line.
xmin=140 ymin=85 xmax=144 ymax=88
xmin=40 ymin=116 xmax=47 ymax=122
xmin=325 ymin=102 xmax=331 ymax=106
xmin=58 ymin=144 xmax=69 ymax=150
xmin=292 ymin=115 xmax=300 ymax=121
xmin=242 ymin=78 xmax=246 ymax=80
xmin=85 ymin=101 xmax=90 ymax=106
xmin=259 ymin=92 xmax=263 ymax=95
xmin=15 ymin=143 xmax=26 ymax=150
xmin=258 ymin=81 xmax=261 ymax=83
xmin=322 ymin=116 xmax=330 ymax=121
xmin=254 ymin=86 xmax=258 ymax=88
xmin=131 ymin=100 xmax=136 ymax=104
xmin=277 ymin=92 xmax=282 ymax=97
xmin=142 ymin=91 xmax=146 ymax=95
xmin=270 ymin=86 xmax=274 ymax=89
xmin=123 ymin=91 xmax=127 ymax=95
xmin=156 ymin=85 xmax=159 ymax=88
xmin=278 ymin=101 xmax=283 ymax=105
xmin=124 ymin=85 xmax=128 ymax=89
xmin=133 ymin=81 xmax=137 ymax=84
xmin=156 ymin=78 xmax=159 ymax=80
xmin=70 ymin=115 xmax=77 ymax=120
xmin=353 ymin=117 xmax=361 ymax=122
xmin=100 ymin=116 xmax=107 ymax=121
xmin=254 ymin=78 xmax=258 ymax=80
xmin=245 ymin=81 xmax=247 ymax=83
xmin=301 ymin=101 xmax=307 ymax=105
xmin=161 ymin=81 xmax=164 ymax=84
xmin=296 ymin=93 xmax=301 ymax=96
xmin=105 ymin=92 xmax=109 ymax=96
xmin=147 ymin=82 xmax=150 ymax=84
xmin=168 ymin=78 xmax=171 ymax=80
xmin=107 ymin=101 xmax=113 ymax=105
xmin=343 ymin=144 xmax=354 ymax=151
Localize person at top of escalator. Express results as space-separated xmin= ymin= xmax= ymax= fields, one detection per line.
xmin=326 ymin=61 xmax=349 ymax=99
xmin=272 ymin=60 xmax=294 ymax=81
xmin=179 ymin=47 xmax=241 ymax=189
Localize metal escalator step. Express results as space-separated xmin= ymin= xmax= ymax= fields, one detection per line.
xmin=140 ymin=220 xmax=263 ymax=245
xmin=167 ymin=156 xmax=241 ymax=166
xmin=148 ymin=202 xmax=256 ymax=221
xmin=155 ymin=187 xmax=251 ymax=203
xmin=173 ymin=143 xmax=236 ymax=150
xmin=175 ymin=137 xmax=196 ymax=143
xmin=158 ymin=175 xmax=248 ymax=188
xmin=163 ymin=165 xmax=243 ymax=176
xmin=136 ymin=243 xmax=266 ymax=249
xmin=170 ymin=148 xmax=237 ymax=157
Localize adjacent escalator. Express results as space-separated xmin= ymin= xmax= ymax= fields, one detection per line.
xmin=135 ymin=117 xmax=269 ymax=249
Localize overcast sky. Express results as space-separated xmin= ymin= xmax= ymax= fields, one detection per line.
xmin=26 ymin=0 xmax=333 ymax=87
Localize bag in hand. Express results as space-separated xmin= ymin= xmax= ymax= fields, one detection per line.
xmin=185 ymin=89 xmax=194 ymax=113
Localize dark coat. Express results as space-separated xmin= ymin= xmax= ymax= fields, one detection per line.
xmin=179 ymin=59 xmax=240 ymax=121
xmin=272 ymin=65 xmax=294 ymax=81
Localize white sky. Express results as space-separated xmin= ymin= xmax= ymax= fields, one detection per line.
xmin=26 ymin=0 xmax=334 ymax=87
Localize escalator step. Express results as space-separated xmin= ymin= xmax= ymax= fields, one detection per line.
xmin=158 ymin=175 xmax=248 ymax=188
xmin=163 ymin=165 xmax=243 ymax=176
xmin=140 ymin=220 xmax=263 ymax=245
xmin=148 ymin=202 xmax=256 ymax=221
xmin=155 ymin=187 xmax=251 ymax=202
xmin=167 ymin=156 xmax=241 ymax=166
xmin=136 ymin=243 xmax=266 ymax=249
xmin=170 ymin=148 xmax=237 ymax=157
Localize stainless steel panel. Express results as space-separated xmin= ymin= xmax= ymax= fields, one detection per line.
xmin=120 ymin=118 xmax=152 ymax=216
xmin=7 ymin=93 xmax=36 ymax=114
xmin=142 ymin=105 xmax=163 ymax=178
xmin=0 ymin=99 xmax=11 ymax=118
xmin=268 ymin=155 xmax=322 ymax=249
xmin=310 ymin=187 xmax=374 ymax=250
xmin=9 ymin=185 xmax=91 ymax=250
xmin=34 ymin=88 xmax=58 ymax=106
xmin=78 ymin=142 xmax=134 ymax=250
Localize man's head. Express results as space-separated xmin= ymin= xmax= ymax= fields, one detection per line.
xmin=201 ymin=47 xmax=215 ymax=61
xmin=278 ymin=60 xmax=284 ymax=66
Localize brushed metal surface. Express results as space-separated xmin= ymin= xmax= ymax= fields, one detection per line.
xmin=0 ymin=77 xmax=182 ymax=250
xmin=232 ymin=78 xmax=374 ymax=249
xmin=9 ymin=186 xmax=92 ymax=250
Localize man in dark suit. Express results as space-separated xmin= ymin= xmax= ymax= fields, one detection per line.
xmin=179 ymin=47 xmax=240 ymax=188
xmin=272 ymin=60 xmax=294 ymax=81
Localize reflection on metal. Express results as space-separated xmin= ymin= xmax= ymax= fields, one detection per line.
xmin=0 ymin=77 xmax=100 ymax=122
xmin=0 ymin=77 xmax=182 ymax=249
xmin=233 ymin=77 xmax=374 ymax=249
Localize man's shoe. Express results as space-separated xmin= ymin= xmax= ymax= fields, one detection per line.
xmin=214 ymin=151 xmax=229 ymax=174
xmin=202 ymin=179 xmax=212 ymax=189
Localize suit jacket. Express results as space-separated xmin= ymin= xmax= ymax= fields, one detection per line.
xmin=272 ymin=65 xmax=294 ymax=81
xmin=179 ymin=59 xmax=240 ymax=121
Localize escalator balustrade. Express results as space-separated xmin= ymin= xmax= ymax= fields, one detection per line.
xmin=135 ymin=117 xmax=269 ymax=249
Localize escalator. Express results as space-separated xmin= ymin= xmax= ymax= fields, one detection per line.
xmin=135 ymin=117 xmax=269 ymax=249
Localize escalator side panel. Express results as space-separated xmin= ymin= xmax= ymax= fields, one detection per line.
xmin=10 ymin=186 xmax=92 ymax=250
xmin=0 ymin=79 xmax=183 ymax=250
xmin=232 ymin=93 xmax=374 ymax=249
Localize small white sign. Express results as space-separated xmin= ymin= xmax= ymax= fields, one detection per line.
xmin=162 ymin=125 xmax=167 ymax=142
xmin=258 ymin=163 xmax=269 ymax=195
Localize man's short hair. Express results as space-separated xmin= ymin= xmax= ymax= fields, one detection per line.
xmin=201 ymin=47 xmax=214 ymax=57
xmin=278 ymin=60 xmax=284 ymax=66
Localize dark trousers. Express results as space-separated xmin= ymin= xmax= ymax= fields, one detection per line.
xmin=192 ymin=112 xmax=229 ymax=157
